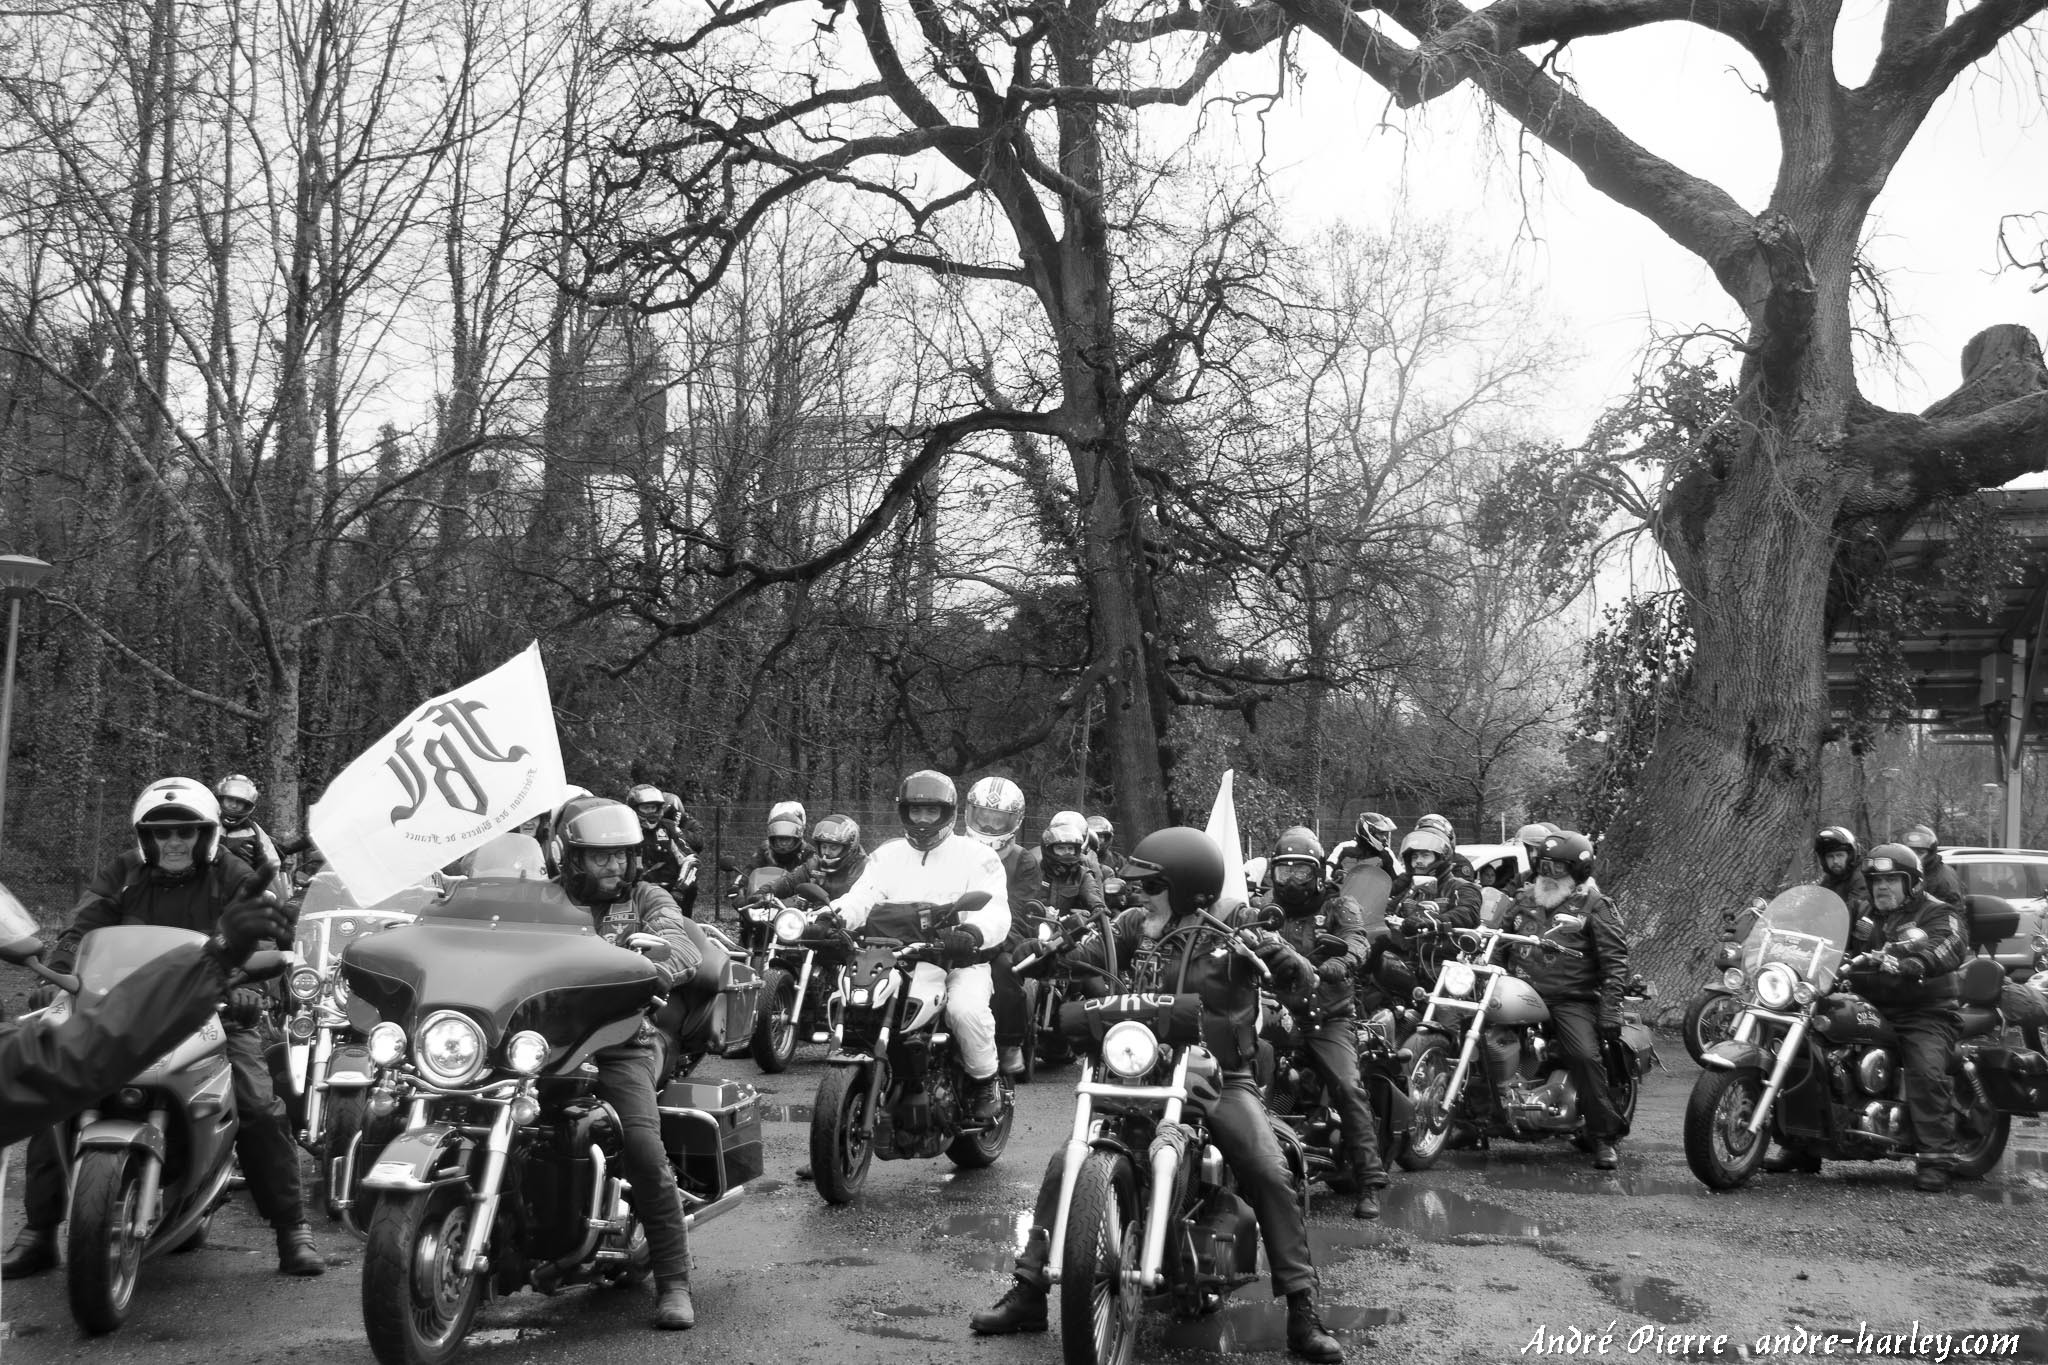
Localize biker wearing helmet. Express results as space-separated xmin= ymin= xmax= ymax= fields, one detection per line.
xmin=1327 ymin=810 xmax=1397 ymax=881
xmin=965 ymin=778 xmax=1040 ymax=1077
xmin=5 ymin=779 xmax=323 ymax=1281
xmin=768 ymin=815 xmax=870 ymax=902
xmin=1811 ymin=825 xmax=1870 ymax=914
xmin=971 ymin=827 xmax=1343 ymax=1362
xmin=1369 ymin=829 xmax=1484 ymax=1009
xmin=1255 ymin=826 xmax=1389 ymax=1218
xmin=212 ymin=773 xmax=308 ymax=902
xmin=553 ymin=797 xmax=705 ymax=1327
xmin=1899 ymin=824 xmax=1966 ymax=909
xmin=1037 ymin=810 xmax=1108 ymax=918
xmin=1084 ymin=814 xmax=1121 ymax=873
xmin=627 ymin=783 xmax=692 ymax=898
xmin=827 ymin=770 xmax=1011 ymax=1118
xmin=748 ymin=800 xmax=812 ymax=875
xmin=1497 ymin=831 xmax=1632 ymax=1170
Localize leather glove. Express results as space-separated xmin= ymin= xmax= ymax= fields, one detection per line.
xmin=215 ymin=892 xmax=288 ymax=965
xmin=1316 ymin=957 xmax=1352 ymax=984
xmin=814 ymin=910 xmax=845 ymax=932
xmin=935 ymin=927 xmax=982 ymax=963
xmin=26 ymin=981 xmax=58 ymax=1010
xmin=1896 ymin=956 xmax=1927 ymax=982
xmin=225 ymin=987 xmax=269 ymax=1028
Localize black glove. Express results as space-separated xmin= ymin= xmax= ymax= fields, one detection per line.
xmin=215 ymin=892 xmax=288 ymax=965
xmin=814 ymin=910 xmax=845 ymax=932
xmin=225 ymin=987 xmax=269 ymax=1028
xmin=935 ymin=927 xmax=982 ymax=964
xmin=1896 ymin=956 xmax=1927 ymax=982
xmin=1316 ymin=957 xmax=1352 ymax=984
xmin=26 ymin=981 xmax=58 ymax=1010
xmin=1598 ymin=1023 xmax=1628 ymax=1085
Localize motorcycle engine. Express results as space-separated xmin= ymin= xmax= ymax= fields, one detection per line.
xmin=1853 ymin=1047 xmax=1895 ymax=1096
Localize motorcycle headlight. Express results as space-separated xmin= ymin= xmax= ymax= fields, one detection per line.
xmin=417 ymin=1010 xmax=487 ymax=1085
xmin=847 ymin=986 xmax=872 ymax=1007
xmin=1715 ymin=943 xmax=1743 ymax=970
xmin=748 ymin=905 xmax=775 ymax=922
xmin=1722 ymin=967 xmax=1746 ymax=992
xmin=368 ymin=1021 xmax=407 ymax=1067
xmin=504 ymin=1029 xmax=549 ymax=1075
xmin=288 ymin=966 xmax=323 ymax=1001
xmin=1102 ymin=1020 xmax=1161 ymax=1079
xmin=286 ymin=1012 xmax=317 ymax=1042
xmin=1437 ymin=962 xmax=1477 ymax=998
xmin=1792 ymin=981 xmax=1817 ymax=1006
xmin=1754 ymin=964 xmax=1797 ymax=1011
xmin=774 ymin=910 xmax=807 ymax=943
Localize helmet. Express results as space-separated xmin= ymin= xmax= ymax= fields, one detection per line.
xmin=1863 ymin=843 xmax=1923 ymax=887
xmin=1085 ymin=814 xmax=1115 ymax=853
xmin=1353 ymin=811 xmax=1396 ymax=855
xmin=1398 ymin=829 xmax=1452 ymax=872
xmin=215 ymin=774 xmax=259 ymax=830
xmin=661 ymin=791 xmax=685 ymax=823
xmin=812 ymin=815 xmax=860 ymax=871
xmin=897 ymin=770 xmax=958 ymax=851
xmin=1814 ymin=826 xmax=1859 ymax=859
xmin=1270 ymin=825 xmax=1327 ymax=907
xmin=132 ymin=777 xmax=222 ymax=866
xmin=964 ymin=777 xmax=1027 ymax=851
xmin=1536 ymin=831 xmax=1597 ymax=883
xmin=1900 ymin=825 xmax=1939 ymax=856
xmin=1042 ymin=810 xmax=1089 ymax=871
xmin=627 ymin=783 xmax=665 ymax=827
xmin=1417 ymin=813 xmax=1455 ymax=842
xmin=1515 ymin=822 xmax=1550 ymax=849
xmin=1121 ymin=827 xmax=1226 ymax=919
xmin=1540 ymin=821 xmax=1560 ymax=836
xmin=557 ymin=797 xmax=643 ymax=901
xmin=767 ymin=800 xmax=807 ymax=840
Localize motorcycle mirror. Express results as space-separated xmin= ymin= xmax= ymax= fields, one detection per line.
xmin=953 ymin=890 xmax=993 ymax=916
xmin=1256 ymin=906 xmax=1286 ymax=932
xmin=241 ymin=949 xmax=289 ymax=981
xmin=0 ymin=934 xmax=43 ymax=965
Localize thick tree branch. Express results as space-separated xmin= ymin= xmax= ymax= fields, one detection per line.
xmin=1740 ymin=212 xmax=1817 ymax=403
xmin=46 ymin=598 xmax=266 ymax=722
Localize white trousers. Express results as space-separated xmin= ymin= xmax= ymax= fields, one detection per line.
xmin=908 ymin=960 xmax=997 ymax=1080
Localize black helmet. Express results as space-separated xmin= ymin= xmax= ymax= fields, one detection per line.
xmin=1814 ymin=826 xmax=1859 ymax=860
xmin=1900 ymin=825 xmax=1939 ymax=858
xmin=812 ymin=814 xmax=861 ymax=871
xmin=1536 ymin=830 xmax=1596 ymax=884
xmin=1121 ymin=826 xmax=1226 ymax=919
xmin=1863 ymin=843 xmax=1923 ymax=888
xmin=1270 ymin=825 xmax=1326 ymax=908
xmin=557 ymin=797 xmax=643 ymax=901
xmin=897 ymin=770 xmax=958 ymax=851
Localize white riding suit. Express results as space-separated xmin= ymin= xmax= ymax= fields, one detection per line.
xmin=830 ymin=829 xmax=1011 ymax=1080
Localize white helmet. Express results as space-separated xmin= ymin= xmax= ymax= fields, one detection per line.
xmin=132 ymin=777 xmax=222 ymax=866
xmin=767 ymin=800 xmax=807 ymax=840
xmin=964 ymin=777 xmax=1026 ymax=851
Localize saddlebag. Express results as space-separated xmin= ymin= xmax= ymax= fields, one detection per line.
xmin=712 ymin=957 xmax=764 ymax=1055
xmin=658 ymin=1078 xmax=766 ymax=1197
xmin=1961 ymin=1045 xmax=2048 ymax=1116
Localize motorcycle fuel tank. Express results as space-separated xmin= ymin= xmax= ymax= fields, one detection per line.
xmin=1817 ymin=994 xmax=1898 ymax=1046
xmin=1485 ymin=976 xmax=1551 ymax=1026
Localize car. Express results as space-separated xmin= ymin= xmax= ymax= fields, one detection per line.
xmin=1933 ymin=847 xmax=2048 ymax=977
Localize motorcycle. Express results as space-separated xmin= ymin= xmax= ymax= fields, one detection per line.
xmin=17 ymin=925 xmax=286 ymax=1334
xmin=1043 ymin=907 xmax=1311 ymax=1365
xmin=1010 ymin=901 xmax=1121 ymax=1082
xmin=285 ymin=871 xmax=430 ymax=1222
xmin=1680 ymin=898 xmax=1766 ymax=1065
xmin=1684 ymin=886 xmax=2020 ymax=1190
xmin=342 ymin=875 xmax=753 ymax=1365
xmin=732 ymin=868 xmax=838 ymax=1073
xmin=1398 ymin=920 xmax=1658 ymax=1171
xmin=806 ymin=893 xmax=1015 ymax=1203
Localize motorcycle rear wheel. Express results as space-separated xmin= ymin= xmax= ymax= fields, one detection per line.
xmin=1396 ymin=1034 xmax=1456 ymax=1171
xmin=946 ymin=1084 xmax=1013 ymax=1168
xmin=809 ymin=1066 xmax=876 ymax=1204
xmin=66 ymin=1148 xmax=147 ymax=1334
xmin=1682 ymin=992 xmax=1740 ymax=1067
xmin=322 ymin=1091 xmax=370 ymax=1222
xmin=1950 ymin=1089 xmax=2011 ymax=1179
xmin=362 ymin=1185 xmax=483 ymax=1365
xmin=1683 ymin=1068 xmax=1769 ymax=1191
xmin=1059 ymin=1150 xmax=1141 ymax=1365
xmin=752 ymin=968 xmax=798 ymax=1074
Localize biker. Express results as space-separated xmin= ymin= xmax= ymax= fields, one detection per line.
xmin=3 ymin=778 xmax=325 ymax=1280
xmin=1369 ymin=828 xmax=1482 ymax=1007
xmin=1038 ymin=810 xmax=1108 ymax=919
xmin=1416 ymin=812 xmax=1476 ymax=879
xmin=627 ymin=783 xmax=692 ymax=893
xmin=1085 ymin=814 xmax=1122 ymax=874
xmin=747 ymin=800 xmax=811 ymax=874
xmin=1496 ymin=831 xmax=1631 ymax=1171
xmin=767 ymin=814 xmax=870 ymax=902
xmin=968 ymin=827 xmax=1344 ymax=1362
xmin=1833 ymin=843 xmax=1969 ymax=1192
xmin=1327 ymin=811 xmax=1397 ymax=881
xmin=214 ymin=772 xmax=306 ymax=901
xmin=964 ymin=776 xmax=1038 ymax=1076
xmin=552 ymin=796 xmax=704 ymax=1327
xmin=1504 ymin=822 xmax=1555 ymax=892
xmin=1254 ymin=825 xmax=1389 ymax=1219
xmin=823 ymin=770 xmax=1011 ymax=1118
xmin=1900 ymin=825 xmax=1967 ymax=910
xmin=1728 ymin=826 xmax=1873 ymax=946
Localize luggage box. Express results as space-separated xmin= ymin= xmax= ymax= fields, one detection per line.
xmin=1963 ymin=1046 xmax=2048 ymax=1116
xmin=658 ymin=1078 xmax=765 ymax=1196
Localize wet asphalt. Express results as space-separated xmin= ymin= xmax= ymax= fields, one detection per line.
xmin=1 ymin=1045 xmax=2043 ymax=1365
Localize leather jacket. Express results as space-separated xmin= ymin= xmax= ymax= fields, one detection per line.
xmin=1499 ymin=881 xmax=1631 ymax=1026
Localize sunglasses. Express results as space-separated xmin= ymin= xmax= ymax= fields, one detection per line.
xmin=1126 ymin=874 xmax=1170 ymax=897
xmin=1536 ymin=858 xmax=1572 ymax=878
xmin=148 ymin=824 xmax=202 ymax=841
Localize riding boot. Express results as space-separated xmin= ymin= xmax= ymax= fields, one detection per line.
xmin=968 ymin=1074 xmax=1003 ymax=1121
xmin=655 ymin=1277 xmax=696 ymax=1329
xmin=1286 ymin=1289 xmax=1345 ymax=1362
xmin=275 ymin=1222 xmax=326 ymax=1276
xmin=970 ymin=1277 xmax=1048 ymax=1334
xmin=1 ymin=1225 xmax=59 ymax=1279
xmin=1350 ymin=1186 xmax=1381 ymax=1220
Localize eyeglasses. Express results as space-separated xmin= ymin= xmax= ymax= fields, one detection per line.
xmin=1127 ymin=874 xmax=1170 ymax=897
xmin=148 ymin=824 xmax=202 ymax=841
xmin=583 ymin=849 xmax=631 ymax=868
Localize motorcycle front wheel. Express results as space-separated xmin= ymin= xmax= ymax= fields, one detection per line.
xmin=1396 ymin=1034 xmax=1456 ymax=1171
xmin=1682 ymin=991 xmax=1740 ymax=1066
xmin=1683 ymin=1067 xmax=1769 ymax=1191
xmin=809 ymin=1066 xmax=876 ymax=1204
xmin=322 ymin=1090 xmax=370 ymax=1221
xmin=752 ymin=968 xmax=798 ymax=1073
xmin=66 ymin=1148 xmax=148 ymax=1334
xmin=1059 ymin=1150 xmax=1142 ymax=1365
xmin=362 ymin=1184 xmax=484 ymax=1365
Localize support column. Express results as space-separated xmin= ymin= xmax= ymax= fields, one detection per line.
xmin=2010 ymin=636 xmax=2035 ymax=847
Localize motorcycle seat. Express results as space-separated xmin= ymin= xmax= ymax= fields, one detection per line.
xmin=1958 ymin=957 xmax=2005 ymax=1007
xmin=1956 ymin=1005 xmax=2003 ymax=1040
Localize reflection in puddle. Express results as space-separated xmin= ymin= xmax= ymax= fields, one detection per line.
xmin=876 ymin=1304 xmax=941 ymax=1318
xmin=470 ymin=1326 xmax=554 ymax=1344
xmin=1480 ymin=1160 xmax=1700 ymax=1198
xmin=1355 ymin=1184 xmax=1548 ymax=1242
xmin=932 ymin=1208 xmax=1031 ymax=1274
xmin=792 ymin=1255 xmax=880 ymax=1267
xmin=1160 ymin=1302 xmax=1400 ymax=1353
xmin=1590 ymin=1270 xmax=1706 ymax=1324
xmin=759 ymin=1104 xmax=813 ymax=1123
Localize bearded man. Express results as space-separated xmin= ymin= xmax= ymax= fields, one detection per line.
xmin=1495 ymin=830 xmax=1632 ymax=1170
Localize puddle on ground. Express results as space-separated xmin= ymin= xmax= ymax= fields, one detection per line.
xmin=1591 ymin=1270 xmax=1707 ymax=1324
xmin=792 ymin=1255 xmax=880 ymax=1267
xmin=1160 ymin=1302 xmax=1400 ymax=1353
xmin=1475 ymin=1158 xmax=1701 ymax=1198
xmin=930 ymin=1209 xmax=1033 ymax=1275
xmin=875 ymin=1304 xmax=942 ymax=1318
xmin=849 ymin=1317 xmax=950 ymax=1344
xmin=750 ymin=1179 xmax=787 ymax=1197
xmin=759 ymin=1104 xmax=813 ymax=1123
xmin=469 ymin=1326 xmax=555 ymax=1344
xmin=1332 ymin=1184 xmax=1549 ymax=1243
xmin=2 ymin=1325 xmax=47 ymax=1339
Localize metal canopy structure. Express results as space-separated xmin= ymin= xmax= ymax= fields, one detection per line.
xmin=1826 ymin=486 xmax=2048 ymax=844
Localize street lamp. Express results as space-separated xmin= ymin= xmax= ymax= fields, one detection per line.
xmin=1878 ymin=767 xmax=1902 ymax=842
xmin=0 ymin=554 xmax=53 ymax=850
xmin=1983 ymin=782 xmax=2005 ymax=848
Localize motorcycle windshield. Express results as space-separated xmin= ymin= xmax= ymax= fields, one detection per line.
xmin=1340 ymin=864 xmax=1391 ymax=931
xmin=294 ymin=907 xmax=418 ymax=974
xmin=1745 ymin=886 xmax=1850 ymax=990
xmin=743 ymin=867 xmax=784 ymax=900
xmin=299 ymin=871 xmax=439 ymax=919
xmin=73 ymin=925 xmax=208 ymax=1008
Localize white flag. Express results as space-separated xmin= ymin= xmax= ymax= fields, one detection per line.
xmin=309 ymin=642 xmax=567 ymax=906
xmin=1204 ymin=769 xmax=1247 ymax=914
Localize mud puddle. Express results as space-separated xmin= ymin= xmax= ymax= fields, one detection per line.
xmin=930 ymin=1209 xmax=1032 ymax=1273
xmin=1477 ymin=1159 xmax=1700 ymax=1198
xmin=1350 ymin=1184 xmax=1549 ymax=1242
xmin=470 ymin=1326 xmax=557 ymax=1344
xmin=1159 ymin=1302 xmax=1400 ymax=1352
xmin=759 ymin=1104 xmax=813 ymax=1123
xmin=1545 ymin=1250 xmax=1706 ymax=1324
xmin=851 ymin=1304 xmax=950 ymax=1343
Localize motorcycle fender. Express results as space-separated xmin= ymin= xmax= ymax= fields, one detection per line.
xmin=360 ymin=1123 xmax=470 ymax=1191
xmin=1700 ymin=1039 xmax=1765 ymax=1072
xmin=1370 ymin=1073 xmax=1416 ymax=1132
xmin=76 ymin=1119 xmax=165 ymax=1163
xmin=325 ymin=1044 xmax=375 ymax=1088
